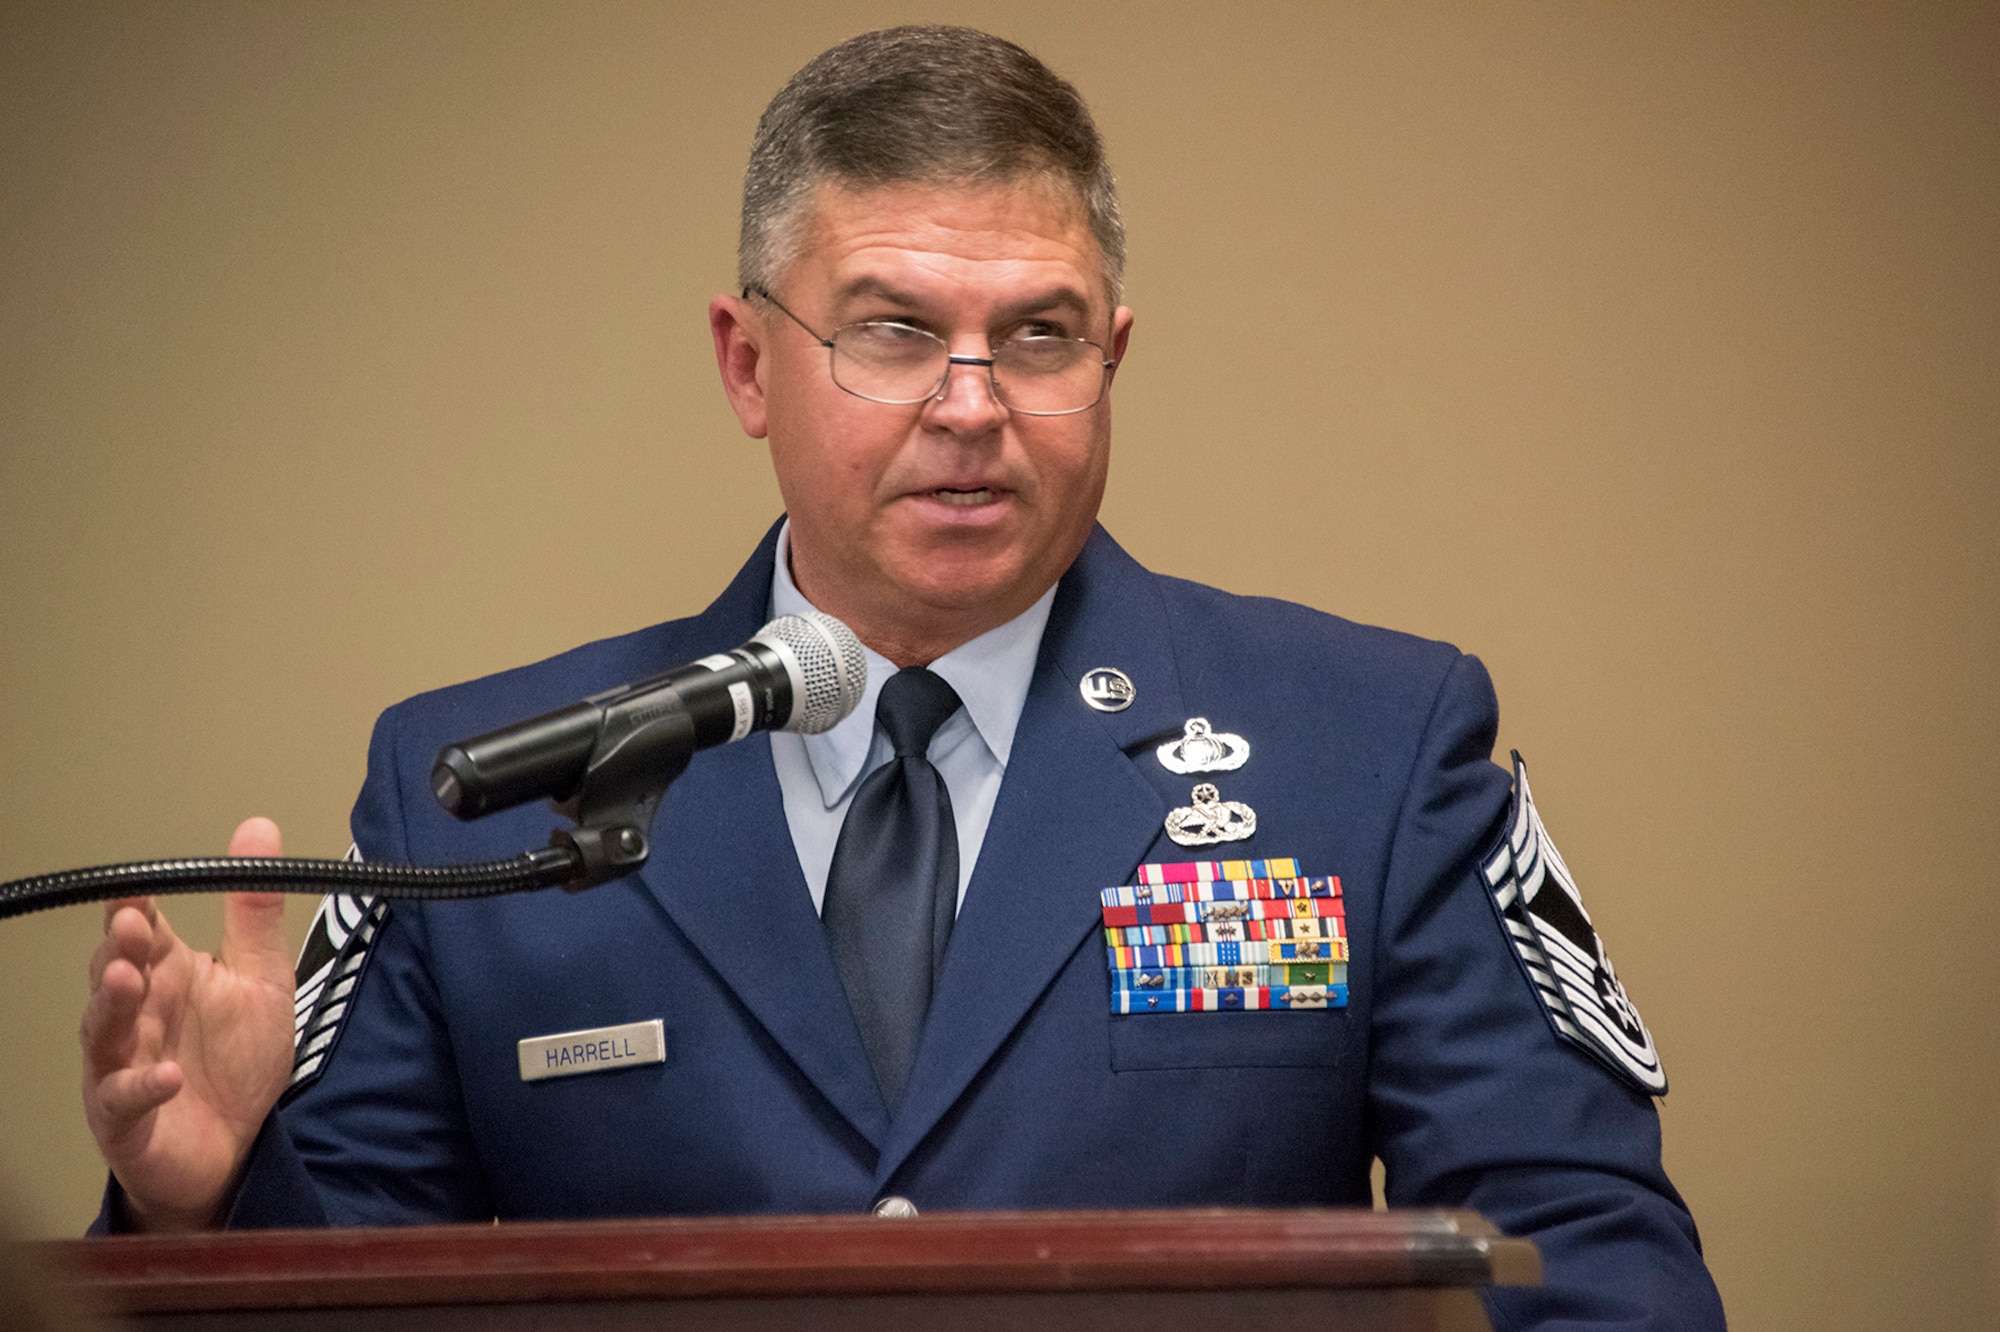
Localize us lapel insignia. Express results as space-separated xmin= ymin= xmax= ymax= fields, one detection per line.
xmin=1157 ymin=718 xmax=1250 ymax=774
xmin=1078 ymin=666 xmax=1136 ymax=712
xmin=1100 ymin=858 xmax=1349 ymax=1012
xmin=1165 ymin=782 xmax=1257 ymax=846
xmin=1480 ymin=752 xmax=1667 ymax=1097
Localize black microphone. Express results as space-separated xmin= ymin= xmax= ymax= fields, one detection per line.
xmin=431 ymin=611 xmax=866 ymax=821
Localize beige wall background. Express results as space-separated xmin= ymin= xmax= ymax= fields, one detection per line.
xmin=2 ymin=2 xmax=1994 ymax=1326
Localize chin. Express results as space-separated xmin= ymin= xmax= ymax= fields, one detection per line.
xmin=904 ymin=571 xmax=1015 ymax=611
xmin=895 ymin=556 xmax=1028 ymax=613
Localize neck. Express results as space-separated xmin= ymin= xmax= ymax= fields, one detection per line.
xmin=838 ymin=603 xmax=1023 ymax=669
xmin=779 ymin=525 xmax=1080 ymax=669
xmin=784 ymin=556 xmax=1045 ymax=669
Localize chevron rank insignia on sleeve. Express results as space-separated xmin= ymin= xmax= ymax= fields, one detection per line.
xmin=285 ymin=844 xmax=390 ymax=1100
xmin=1480 ymin=753 xmax=1667 ymax=1097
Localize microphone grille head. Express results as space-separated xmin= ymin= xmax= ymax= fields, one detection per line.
xmin=752 ymin=611 xmax=867 ymax=734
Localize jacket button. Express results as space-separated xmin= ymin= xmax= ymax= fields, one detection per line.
xmin=871 ymin=1196 xmax=919 ymax=1218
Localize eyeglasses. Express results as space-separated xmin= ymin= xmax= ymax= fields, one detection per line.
xmin=745 ymin=286 xmax=1116 ymax=417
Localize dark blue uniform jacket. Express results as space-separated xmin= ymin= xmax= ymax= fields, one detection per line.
xmin=213 ymin=523 xmax=1724 ymax=1330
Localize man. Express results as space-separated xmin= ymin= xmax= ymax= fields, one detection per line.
xmin=81 ymin=26 xmax=1725 ymax=1328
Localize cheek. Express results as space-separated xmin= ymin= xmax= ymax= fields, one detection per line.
xmin=766 ymin=404 xmax=894 ymax=521
xmin=1036 ymin=421 xmax=1111 ymax=502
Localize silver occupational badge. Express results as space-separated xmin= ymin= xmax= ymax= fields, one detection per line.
xmin=1164 ymin=782 xmax=1258 ymax=847
xmin=1157 ymin=717 xmax=1250 ymax=774
xmin=1079 ymin=666 xmax=1136 ymax=712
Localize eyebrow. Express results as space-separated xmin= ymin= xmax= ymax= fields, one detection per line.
xmin=831 ymin=276 xmax=1095 ymax=325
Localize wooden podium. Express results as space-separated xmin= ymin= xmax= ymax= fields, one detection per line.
xmin=40 ymin=1207 xmax=1537 ymax=1331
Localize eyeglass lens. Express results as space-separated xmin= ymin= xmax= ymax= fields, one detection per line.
xmin=830 ymin=323 xmax=1108 ymax=415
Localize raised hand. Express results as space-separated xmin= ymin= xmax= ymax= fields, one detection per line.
xmin=79 ymin=818 xmax=299 ymax=1231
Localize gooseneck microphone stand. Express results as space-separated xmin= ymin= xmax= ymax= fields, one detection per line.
xmin=1 ymin=611 xmax=867 ymax=922
xmin=0 ymin=676 xmax=696 ymax=922
xmin=0 ymin=848 xmax=587 ymax=921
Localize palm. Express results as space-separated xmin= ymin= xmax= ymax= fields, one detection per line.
xmin=82 ymin=817 xmax=299 ymax=1230
xmin=105 ymin=920 xmax=295 ymax=1214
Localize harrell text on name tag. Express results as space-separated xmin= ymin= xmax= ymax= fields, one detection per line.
xmin=516 ymin=1019 xmax=666 ymax=1083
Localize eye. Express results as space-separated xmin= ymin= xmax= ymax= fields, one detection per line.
xmin=837 ymin=320 xmax=941 ymax=366
xmin=858 ymin=319 xmax=931 ymax=341
xmin=1003 ymin=319 xmax=1073 ymax=343
xmin=997 ymin=336 xmax=1089 ymax=377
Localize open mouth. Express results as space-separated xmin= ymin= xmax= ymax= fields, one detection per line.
xmin=929 ymin=487 xmax=997 ymax=507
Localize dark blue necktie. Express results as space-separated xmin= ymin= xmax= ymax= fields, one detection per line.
xmin=823 ymin=666 xmax=963 ymax=1109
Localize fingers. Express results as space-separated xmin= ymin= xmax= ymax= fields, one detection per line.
xmin=90 ymin=898 xmax=155 ymax=988
xmin=93 ymin=1060 xmax=184 ymax=1125
xmin=221 ymin=816 xmax=290 ymax=981
xmin=220 ymin=890 xmax=291 ymax=983
xmin=228 ymin=816 xmax=282 ymax=859
xmin=84 ymin=900 xmax=166 ymax=1055
xmin=101 ymin=894 xmax=156 ymax=934
xmin=80 ymin=946 xmax=147 ymax=1072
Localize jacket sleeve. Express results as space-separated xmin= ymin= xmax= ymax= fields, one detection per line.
xmin=89 ymin=1112 xmax=329 ymax=1233
xmin=1366 ymin=653 xmax=1726 ymax=1331
xmin=91 ymin=702 xmax=489 ymax=1232
xmin=215 ymin=701 xmax=496 ymax=1227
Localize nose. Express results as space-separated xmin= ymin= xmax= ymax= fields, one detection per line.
xmin=922 ymin=354 xmax=1008 ymax=431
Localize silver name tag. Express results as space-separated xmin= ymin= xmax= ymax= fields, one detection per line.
xmin=517 ymin=1019 xmax=665 ymax=1083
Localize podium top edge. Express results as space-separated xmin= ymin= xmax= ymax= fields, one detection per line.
xmin=36 ymin=1207 xmax=1541 ymax=1314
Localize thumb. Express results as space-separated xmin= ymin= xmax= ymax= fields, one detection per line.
xmin=227 ymin=816 xmax=282 ymax=860
xmin=220 ymin=817 xmax=290 ymax=982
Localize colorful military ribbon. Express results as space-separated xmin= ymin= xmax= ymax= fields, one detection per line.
xmin=1101 ymin=858 xmax=1348 ymax=1014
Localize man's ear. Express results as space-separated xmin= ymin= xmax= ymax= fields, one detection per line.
xmin=1107 ymin=305 xmax=1135 ymax=379
xmin=710 ymin=293 xmax=769 ymax=439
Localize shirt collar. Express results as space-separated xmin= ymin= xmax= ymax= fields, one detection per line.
xmin=769 ymin=519 xmax=1055 ymax=808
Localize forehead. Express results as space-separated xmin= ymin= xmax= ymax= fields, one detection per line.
xmin=786 ymin=179 xmax=1110 ymax=315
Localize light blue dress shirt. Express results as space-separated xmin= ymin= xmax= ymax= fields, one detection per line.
xmin=767 ymin=521 xmax=1056 ymax=915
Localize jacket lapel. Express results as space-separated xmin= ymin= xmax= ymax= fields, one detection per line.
xmin=636 ymin=523 xmax=891 ymax=1151
xmin=874 ymin=529 xmax=1186 ymax=1183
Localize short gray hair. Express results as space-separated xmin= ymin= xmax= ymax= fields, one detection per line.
xmin=739 ymin=26 xmax=1125 ymax=303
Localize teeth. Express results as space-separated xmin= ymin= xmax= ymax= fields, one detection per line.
xmin=932 ymin=488 xmax=995 ymax=507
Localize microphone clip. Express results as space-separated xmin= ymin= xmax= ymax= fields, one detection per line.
xmin=545 ymin=696 xmax=698 ymax=891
